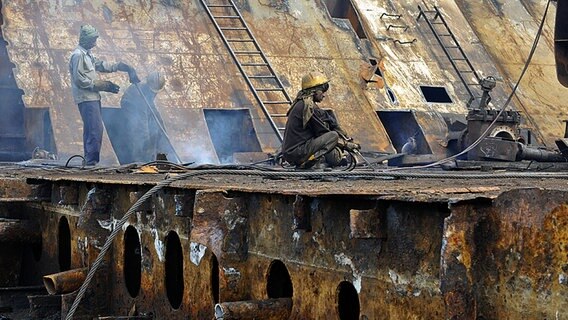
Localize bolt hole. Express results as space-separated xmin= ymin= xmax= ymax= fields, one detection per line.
xmin=58 ymin=216 xmax=71 ymax=271
xmin=267 ymin=260 xmax=293 ymax=298
xmin=124 ymin=226 xmax=141 ymax=298
xmin=32 ymin=236 xmax=42 ymax=261
xmin=165 ymin=231 xmax=184 ymax=309
xmin=337 ymin=281 xmax=359 ymax=320
xmin=211 ymin=254 xmax=220 ymax=304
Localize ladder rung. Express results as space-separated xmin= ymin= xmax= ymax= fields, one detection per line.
xmin=207 ymin=4 xmax=233 ymax=7
xmin=256 ymin=88 xmax=283 ymax=91
xmin=466 ymin=83 xmax=479 ymax=85
xmin=439 ymin=34 xmax=452 ymax=36
xmin=234 ymin=51 xmax=262 ymax=54
xmin=242 ymin=63 xmax=268 ymax=67
xmin=220 ymin=27 xmax=247 ymax=30
xmin=212 ymin=15 xmax=240 ymax=19
xmin=262 ymin=101 xmax=290 ymax=104
xmin=422 ymin=10 xmax=437 ymax=13
xmin=452 ymin=58 xmax=467 ymax=61
xmin=227 ymin=39 xmax=254 ymax=42
xmin=271 ymin=114 xmax=288 ymax=117
xmin=432 ymin=22 xmax=444 ymax=25
xmin=277 ymin=127 xmax=286 ymax=131
xmin=249 ymin=75 xmax=275 ymax=78
xmin=444 ymin=46 xmax=459 ymax=49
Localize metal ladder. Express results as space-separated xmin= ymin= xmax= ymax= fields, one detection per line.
xmin=417 ymin=5 xmax=486 ymax=107
xmin=200 ymin=0 xmax=293 ymax=141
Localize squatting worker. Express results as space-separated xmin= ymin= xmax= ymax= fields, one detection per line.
xmin=282 ymin=71 xmax=359 ymax=168
xmin=69 ymin=24 xmax=140 ymax=166
xmin=120 ymin=71 xmax=167 ymax=163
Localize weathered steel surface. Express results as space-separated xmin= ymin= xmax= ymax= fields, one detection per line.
xmin=453 ymin=0 xmax=566 ymax=147
xmin=0 ymin=0 xmax=395 ymax=164
xmin=214 ymin=297 xmax=292 ymax=320
xmin=0 ymin=218 xmax=39 ymax=243
xmin=473 ymin=189 xmax=568 ymax=319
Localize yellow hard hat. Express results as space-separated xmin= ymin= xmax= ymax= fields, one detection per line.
xmin=301 ymin=71 xmax=329 ymax=90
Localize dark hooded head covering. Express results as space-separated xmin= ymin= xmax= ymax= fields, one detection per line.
xmin=79 ymin=24 xmax=99 ymax=49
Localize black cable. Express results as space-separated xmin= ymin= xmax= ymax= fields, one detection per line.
xmin=65 ymin=155 xmax=86 ymax=169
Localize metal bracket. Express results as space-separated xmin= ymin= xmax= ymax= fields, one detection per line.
xmin=380 ymin=13 xmax=402 ymax=19
xmin=393 ymin=39 xmax=417 ymax=45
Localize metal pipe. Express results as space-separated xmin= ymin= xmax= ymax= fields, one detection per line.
xmin=43 ymin=267 xmax=88 ymax=295
xmin=518 ymin=144 xmax=568 ymax=162
xmin=214 ymin=298 xmax=292 ymax=320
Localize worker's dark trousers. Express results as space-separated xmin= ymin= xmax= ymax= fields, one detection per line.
xmin=78 ymin=100 xmax=103 ymax=165
xmin=285 ymin=131 xmax=342 ymax=167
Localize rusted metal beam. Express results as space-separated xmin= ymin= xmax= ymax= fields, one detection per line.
xmin=191 ymin=190 xmax=248 ymax=262
xmin=349 ymin=207 xmax=387 ymax=239
xmin=0 ymin=218 xmax=40 ymax=243
xmin=293 ymin=195 xmax=311 ymax=230
xmin=214 ymin=298 xmax=292 ymax=320
xmin=43 ymin=267 xmax=88 ymax=295
xmin=441 ymin=204 xmax=479 ymax=320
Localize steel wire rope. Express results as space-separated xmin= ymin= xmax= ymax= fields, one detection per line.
xmin=382 ymin=0 xmax=552 ymax=172
xmin=66 ymin=1 xmax=556 ymax=317
xmin=66 ymin=165 xmax=568 ymax=319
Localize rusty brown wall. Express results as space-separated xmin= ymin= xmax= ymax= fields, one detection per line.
xmin=5 ymin=177 xmax=568 ymax=318
xmin=452 ymin=0 xmax=565 ymax=147
xmin=0 ymin=0 xmax=397 ymax=164
xmin=473 ymin=189 xmax=568 ymax=319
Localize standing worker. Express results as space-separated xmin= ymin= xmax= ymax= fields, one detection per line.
xmin=120 ymin=71 xmax=167 ymax=163
xmin=281 ymin=71 xmax=360 ymax=169
xmin=69 ymin=24 xmax=140 ymax=166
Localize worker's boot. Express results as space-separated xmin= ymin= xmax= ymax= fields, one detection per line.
xmin=297 ymin=155 xmax=325 ymax=169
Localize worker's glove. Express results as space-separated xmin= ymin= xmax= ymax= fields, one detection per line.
xmin=117 ymin=62 xmax=140 ymax=84
xmin=337 ymin=138 xmax=361 ymax=151
xmin=93 ymin=80 xmax=120 ymax=93
xmin=345 ymin=141 xmax=361 ymax=151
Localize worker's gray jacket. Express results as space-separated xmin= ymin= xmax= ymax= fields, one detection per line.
xmin=68 ymin=46 xmax=119 ymax=104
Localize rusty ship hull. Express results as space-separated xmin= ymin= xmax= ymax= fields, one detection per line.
xmin=0 ymin=0 xmax=568 ymax=319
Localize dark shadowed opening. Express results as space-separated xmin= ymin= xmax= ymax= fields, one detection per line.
xmin=337 ymin=281 xmax=359 ymax=320
xmin=124 ymin=226 xmax=141 ymax=298
xmin=377 ymin=111 xmax=431 ymax=154
xmin=165 ymin=231 xmax=184 ymax=309
xmin=211 ymin=254 xmax=220 ymax=304
xmin=204 ymin=109 xmax=262 ymax=163
xmin=32 ymin=236 xmax=42 ymax=262
xmin=369 ymin=58 xmax=383 ymax=77
xmin=419 ymin=86 xmax=452 ymax=103
xmin=494 ymin=130 xmax=515 ymax=141
xmin=58 ymin=216 xmax=71 ymax=271
xmin=324 ymin=0 xmax=367 ymax=39
xmin=266 ymin=260 xmax=293 ymax=298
